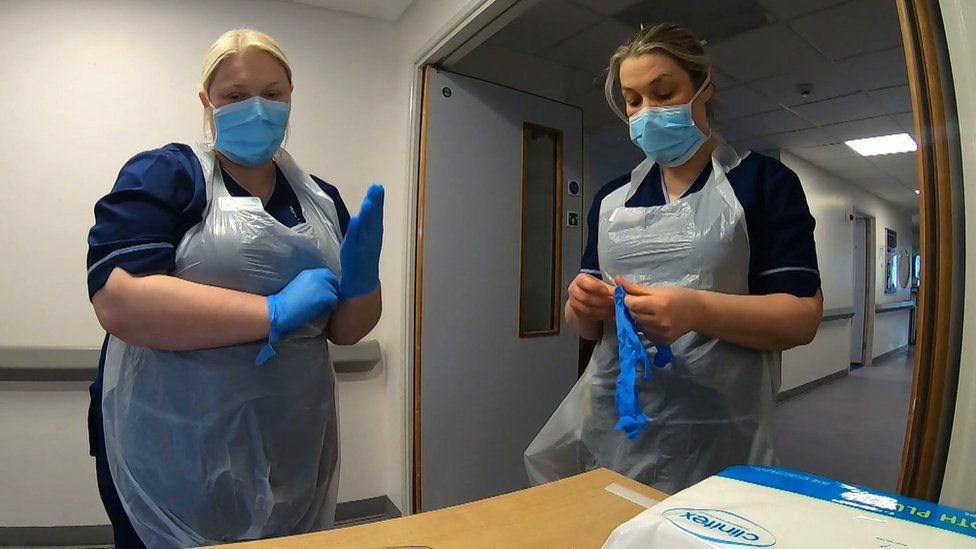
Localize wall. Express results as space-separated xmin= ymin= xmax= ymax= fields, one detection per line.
xmin=0 ymin=0 xmax=438 ymax=528
xmin=780 ymin=151 xmax=915 ymax=391
xmin=937 ymin=0 xmax=976 ymax=512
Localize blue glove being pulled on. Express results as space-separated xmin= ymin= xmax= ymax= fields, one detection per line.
xmin=614 ymin=285 xmax=673 ymax=439
xmin=257 ymin=268 xmax=340 ymax=365
xmin=339 ymin=184 xmax=384 ymax=300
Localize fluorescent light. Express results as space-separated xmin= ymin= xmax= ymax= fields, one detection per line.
xmin=845 ymin=133 xmax=917 ymax=156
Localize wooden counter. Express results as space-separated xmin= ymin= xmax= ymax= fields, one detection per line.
xmin=228 ymin=468 xmax=667 ymax=548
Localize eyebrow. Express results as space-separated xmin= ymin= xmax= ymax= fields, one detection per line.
xmin=224 ymin=80 xmax=284 ymax=89
xmin=621 ymin=73 xmax=674 ymax=92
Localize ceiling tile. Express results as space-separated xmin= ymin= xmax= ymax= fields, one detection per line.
xmin=893 ymin=112 xmax=916 ymax=136
xmin=816 ymin=155 xmax=887 ymax=178
xmin=711 ymin=69 xmax=740 ymax=90
xmin=791 ymin=93 xmax=885 ymax=125
xmin=750 ymin=64 xmax=862 ymax=107
xmin=821 ymin=115 xmax=902 ymax=141
xmin=868 ymin=152 xmax=919 ymax=178
xmin=755 ymin=0 xmax=848 ymax=20
xmin=789 ymin=0 xmax=902 ymax=61
xmin=614 ymin=0 xmax=771 ymax=45
xmin=544 ymin=18 xmax=638 ymax=73
xmin=735 ymin=108 xmax=813 ymax=134
xmin=867 ymin=85 xmax=913 ymax=114
xmin=765 ymin=127 xmax=836 ymax=148
xmin=713 ymin=85 xmax=781 ymax=121
xmin=792 ymin=143 xmax=859 ymax=163
xmin=490 ymin=0 xmax=603 ymax=55
xmin=567 ymin=0 xmax=641 ymax=16
xmin=855 ymin=177 xmax=899 ymax=190
xmin=709 ymin=24 xmax=826 ymax=84
xmin=730 ymin=136 xmax=776 ymax=154
xmin=838 ymin=47 xmax=910 ymax=91
xmin=713 ymin=122 xmax=755 ymax=143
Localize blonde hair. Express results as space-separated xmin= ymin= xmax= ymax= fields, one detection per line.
xmin=201 ymin=28 xmax=292 ymax=96
xmin=604 ymin=23 xmax=711 ymax=122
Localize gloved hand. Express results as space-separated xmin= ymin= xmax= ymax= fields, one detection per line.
xmin=257 ymin=268 xmax=340 ymax=365
xmin=339 ymin=184 xmax=384 ymax=300
xmin=613 ymin=284 xmax=674 ymax=440
xmin=614 ymin=284 xmax=652 ymax=440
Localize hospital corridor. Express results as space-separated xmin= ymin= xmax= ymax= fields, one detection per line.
xmin=0 ymin=0 xmax=974 ymax=548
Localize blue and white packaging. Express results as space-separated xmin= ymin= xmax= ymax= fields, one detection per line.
xmin=603 ymin=466 xmax=976 ymax=548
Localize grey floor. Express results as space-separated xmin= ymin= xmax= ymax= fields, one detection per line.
xmin=774 ymin=349 xmax=914 ymax=493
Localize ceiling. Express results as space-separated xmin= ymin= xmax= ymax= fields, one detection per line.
xmin=450 ymin=0 xmax=919 ymax=210
xmin=290 ymin=0 xmax=414 ymax=22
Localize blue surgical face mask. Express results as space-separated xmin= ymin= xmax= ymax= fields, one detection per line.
xmin=629 ymin=75 xmax=711 ymax=167
xmin=211 ymin=96 xmax=290 ymax=166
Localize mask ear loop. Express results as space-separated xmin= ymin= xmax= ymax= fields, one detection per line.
xmin=204 ymin=96 xmax=217 ymax=144
xmin=690 ymin=73 xmax=714 ymax=139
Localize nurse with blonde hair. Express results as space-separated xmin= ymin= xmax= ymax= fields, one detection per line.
xmin=86 ymin=28 xmax=383 ymax=547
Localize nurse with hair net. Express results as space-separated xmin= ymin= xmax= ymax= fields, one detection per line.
xmin=525 ymin=23 xmax=823 ymax=495
xmin=86 ymin=29 xmax=382 ymax=548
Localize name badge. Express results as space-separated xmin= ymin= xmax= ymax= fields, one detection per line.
xmin=218 ymin=197 xmax=264 ymax=212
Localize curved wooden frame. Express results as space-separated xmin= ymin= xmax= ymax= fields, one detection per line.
xmin=896 ymin=0 xmax=963 ymax=500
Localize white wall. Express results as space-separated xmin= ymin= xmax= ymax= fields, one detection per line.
xmin=0 ymin=383 xmax=108 ymax=526
xmin=780 ymin=151 xmax=915 ymax=386
xmin=0 ymin=0 xmax=481 ymax=528
xmin=937 ymin=0 xmax=976 ymax=512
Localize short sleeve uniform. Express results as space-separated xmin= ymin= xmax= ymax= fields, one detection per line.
xmin=581 ymin=152 xmax=820 ymax=298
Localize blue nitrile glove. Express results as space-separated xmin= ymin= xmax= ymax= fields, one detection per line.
xmin=653 ymin=343 xmax=673 ymax=369
xmin=257 ymin=268 xmax=340 ymax=365
xmin=339 ymin=184 xmax=384 ymax=300
xmin=614 ymin=285 xmax=652 ymax=440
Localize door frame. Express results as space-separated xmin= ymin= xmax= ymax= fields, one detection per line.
xmin=399 ymin=0 xmax=543 ymax=514
xmin=400 ymin=0 xmax=966 ymax=509
xmin=895 ymin=0 xmax=966 ymax=501
xmin=851 ymin=213 xmax=876 ymax=368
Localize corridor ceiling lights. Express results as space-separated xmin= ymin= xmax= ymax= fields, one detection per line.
xmin=845 ymin=133 xmax=918 ymax=156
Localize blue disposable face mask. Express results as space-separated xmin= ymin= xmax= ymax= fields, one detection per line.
xmin=211 ymin=96 xmax=290 ymax=166
xmin=629 ymin=75 xmax=712 ymax=167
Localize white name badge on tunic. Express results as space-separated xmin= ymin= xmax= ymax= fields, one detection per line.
xmin=218 ymin=196 xmax=264 ymax=211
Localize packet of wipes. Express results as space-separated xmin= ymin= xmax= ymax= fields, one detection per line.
xmin=603 ymin=466 xmax=975 ymax=548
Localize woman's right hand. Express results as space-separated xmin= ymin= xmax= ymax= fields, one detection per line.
xmin=267 ymin=268 xmax=340 ymax=337
xmin=567 ymin=273 xmax=615 ymax=321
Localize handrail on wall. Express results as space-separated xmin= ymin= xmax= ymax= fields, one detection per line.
xmin=0 ymin=339 xmax=383 ymax=381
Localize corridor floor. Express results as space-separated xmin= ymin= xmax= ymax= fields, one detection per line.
xmin=774 ymin=348 xmax=914 ymax=493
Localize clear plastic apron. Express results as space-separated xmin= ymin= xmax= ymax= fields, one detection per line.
xmin=525 ymin=143 xmax=780 ymax=495
xmin=101 ymin=144 xmax=342 ymax=548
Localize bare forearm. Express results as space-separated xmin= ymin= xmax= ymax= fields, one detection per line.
xmin=92 ymin=268 xmax=269 ymax=351
xmin=565 ymin=301 xmax=603 ymax=341
xmin=328 ymin=285 xmax=382 ymax=345
xmin=695 ymin=291 xmax=823 ymax=351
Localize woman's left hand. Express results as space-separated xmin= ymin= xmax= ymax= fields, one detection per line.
xmin=616 ymin=276 xmax=704 ymax=345
xmin=339 ymin=184 xmax=384 ymax=300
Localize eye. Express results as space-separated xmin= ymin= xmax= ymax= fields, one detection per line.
xmin=227 ymin=92 xmax=244 ymax=101
xmin=264 ymin=91 xmax=280 ymax=99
